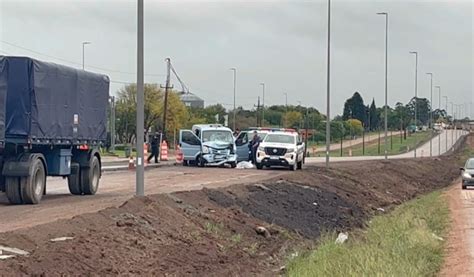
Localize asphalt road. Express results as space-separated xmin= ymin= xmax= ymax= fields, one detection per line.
xmin=306 ymin=129 xmax=467 ymax=163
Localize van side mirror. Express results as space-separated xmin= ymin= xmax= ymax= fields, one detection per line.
xmin=297 ymin=141 xmax=303 ymax=146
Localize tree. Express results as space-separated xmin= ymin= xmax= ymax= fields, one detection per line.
xmin=283 ymin=111 xmax=303 ymax=128
xmin=115 ymin=84 xmax=188 ymax=143
xmin=406 ymin=97 xmax=431 ymax=125
xmin=342 ymin=92 xmax=366 ymax=123
xmin=368 ymin=99 xmax=379 ymax=131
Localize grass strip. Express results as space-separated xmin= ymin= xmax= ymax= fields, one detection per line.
xmin=287 ymin=191 xmax=449 ymax=277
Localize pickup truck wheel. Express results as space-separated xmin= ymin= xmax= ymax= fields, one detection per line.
xmin=462 ymin=184 xmax=467 ymax=190
xmin=289 ymin=162 xmax=297 ymax=171
xmin=183 ymin=160 xmax=189 ymax=166
xmin=68 ymin=163 xmax=82 ymax=195
xmin=256 ymin=162 xmax=263 ymax=170
xmin=230 ymin=162 xmax=237 ymax=168
xmin=21 ymin=158 xmax=46 ymax=204
xmin=297 ymin=160 xmax=303 ymax=170
xmin=5 ymin=177 xmax=22 ymax=204
xmin=81 ymin=155 xmax=100 ymax=195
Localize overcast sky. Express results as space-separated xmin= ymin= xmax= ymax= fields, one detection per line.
xmin=0 ymin=0 xmax=472 ymax=117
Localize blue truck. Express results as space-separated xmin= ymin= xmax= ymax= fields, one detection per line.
xmin=0 ymin=56 xmax=109 ymax=204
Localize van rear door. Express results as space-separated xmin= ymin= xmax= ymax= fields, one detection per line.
xmin=179 ymin=130 xmax=201 ymax=161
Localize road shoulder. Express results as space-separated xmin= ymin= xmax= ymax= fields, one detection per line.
xmin=440 ymin=182 xmax=474 ymax=276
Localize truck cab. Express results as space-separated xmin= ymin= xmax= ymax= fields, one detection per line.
xmin=235 ymin=128 xmax=297 ymax=162
xmin=255 ymin=131 xmax=305 ymax=171
xmin=179 ymin=124 xmax=237 ymax=167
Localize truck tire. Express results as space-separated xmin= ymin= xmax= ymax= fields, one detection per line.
xmin=81 ymin=155 xmax=100 ymax=195
xmin=5 ymin=177 xmax=22 ymax=204
xmin=297 ymin=160 xmax=303 ymax=170
xmin=229 ymin=162 xmax=237 ymax=168
xmin=68 ymin=163 xmax=82 ymax=195
xmin=289 ymin=162 xmax=297 ymax=171
xmin=256 ymin=162 xmax=263 ymax=170
xmin=20 ymin=158 xmax=46 ymax=204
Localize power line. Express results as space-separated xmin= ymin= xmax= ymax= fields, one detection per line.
xmin=0 ymin=40 xmax=165 ymax=77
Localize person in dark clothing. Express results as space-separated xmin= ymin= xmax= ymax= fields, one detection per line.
xmin=248 ymin=131 xmax=261 ymax=164
xmin=147 ymin=133 xmax=160 ymax=163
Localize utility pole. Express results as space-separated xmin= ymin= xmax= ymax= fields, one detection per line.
xmin=230 ymin=68 xmax=237 ymax=131
xmin=435 ymin=85 xmax=441 ymax=155
xmin=409 ymin=51 xmax=418 ymax=158
xmin=161 ymin=58 xmax=173 ymax=140
xmin=110 ymin=96 xmax=116 ymax=152
xmin=426 ymin=72 xmax=433 ymax=157
xmin=136 ymin=0 xmax=144 ymax=196
xmin=254 ymin=97 xmax=262 ymax=127
xmin=377 ymin=12 xmax=389 ymax=160
xmin=260 ymin=83 xmax=265 ymax=125
xmin=443 ymin=95 xmax=448 ymax=152
xmin=325 ymin=0 xmax=332 ymax=168
xmin=450 ymin=102 xmax=454 ymax=149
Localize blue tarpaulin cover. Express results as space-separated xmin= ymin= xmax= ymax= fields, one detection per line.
xmin=0 ymin=56 xmax=109 ymax=144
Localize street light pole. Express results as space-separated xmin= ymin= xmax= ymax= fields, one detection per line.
xmin=230 ymin=68 xmax=237 ymax=131
xmin=377 ymin=12 xmax=388 ymax=160
xmin=426 ymin=73 xmax=433 ymax=157
xmin=449 ymin=102 xmax=454 ymax=149
xmin=136 ymin=0 xmax=145 ymax=196
xmin=443 ymin=95 xmax=448 ymax=152
xmin=82 ymin=41 xmax=91 ymax=70
xmin=325 ymin=0 xmax=332 ymax=168
xmin=409 ymin=51 xmax=418 ymax=158
xmin=262 ymin=84 xmax=265 ymax=125
xmin=435 ymin=85 xmax=441 ymax=155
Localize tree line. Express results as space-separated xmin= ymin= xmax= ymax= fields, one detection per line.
xmin=110 ymin=84 xmax=450 ymax=145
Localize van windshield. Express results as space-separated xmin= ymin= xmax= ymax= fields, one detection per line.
xmin=202 ymin=130 xmax=233 ymax=143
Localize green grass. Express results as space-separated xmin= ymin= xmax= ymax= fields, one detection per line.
xmin=328 ymin=131 xmax=432 ymax=157
xmin=286 ymin=191 xmax=450 ymax=277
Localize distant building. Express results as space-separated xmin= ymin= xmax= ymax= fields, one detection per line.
xmin=179 ymin=92 xmax=204 ymax=108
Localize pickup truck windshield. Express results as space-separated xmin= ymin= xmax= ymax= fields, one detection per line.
xmin=466 ymin=159 xmax=474 ymax=169
xmin=202 ymin=130 xmax=233 ymax=143
xmin=264 ymin=134 xmax=295 ymax=144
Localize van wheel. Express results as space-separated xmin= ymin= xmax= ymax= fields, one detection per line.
xmin=81 ymin=155 xmax=100 ymax=195
xmin=21 ymin=158 xmax=46 ymax=204
xmin=230 ymin=162 xmax=237 ymax=168
xmin=5 ymin=177 xmax=22 ymax=204
xmin=68 ymin=163 xmax=82 ymax=195
xmin=197 ymin=155 xmax=206 ymax=167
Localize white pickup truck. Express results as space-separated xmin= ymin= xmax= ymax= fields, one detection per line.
xmin=255 ymin=131 xmax=305 ymax=171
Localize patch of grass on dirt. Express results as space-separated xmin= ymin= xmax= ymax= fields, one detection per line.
xmin=204 ymin=221 xmax=224 ymax=235
xmin=286 ymin=191 xmax=449 ymax=277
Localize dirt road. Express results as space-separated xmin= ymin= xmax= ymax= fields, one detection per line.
xmin=0 ymin=167 xmax=285 ymax=233
xmin=441 ymin=181 xmax=474 ymax=276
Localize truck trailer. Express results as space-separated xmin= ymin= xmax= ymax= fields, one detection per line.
xmin=0 ymin=56 xmax=109 ymax=204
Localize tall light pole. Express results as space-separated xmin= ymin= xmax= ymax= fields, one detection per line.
xmin=443 ymin=95 xmax=448 ymax=152
xmin=283 ymin=92 xmax=288 ymax=127
xmin=136 ymin=0 xmax=145 ymax=196
xmin=260 ymin=83 xmax=265 ymax=125
xmin=377 ymin=12 xmax=388 ymax=160
xmin=409 ymin=51 xmax=418 ymax=158
xmin=325 ymin=0 xmax=332 ymax=168
xmin=435 ymin=85 xmax=441 ymax=155
xmin=230 ymin=68 xmax=237 ymax=131
xmin=449 ymin=101 xmax=454 ymax=148
xmin=82 ymin=41 xmax=91 ymax=70
xmin=426 ymin=73 xmax=433 ymax=157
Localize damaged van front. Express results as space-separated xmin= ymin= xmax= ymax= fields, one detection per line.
xmin=179 ymin=124 xmax=237 ymax=168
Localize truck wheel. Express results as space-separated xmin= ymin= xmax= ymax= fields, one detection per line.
xmin=229 ymin=162 xmax=237 ymax=168
xmin=462 ymin=184 xmax=467 ymax=190
xmin=197 ymin=155 xmax=206 ymax=167
xmin=68 ymin=163 xmax=82 ymax=195
xmin=81 ymin=155 xmax=100 ymax=195
xmin=289 ymin=162 xmax=297 ymax=171
xmin=256 ymin=162 xmax=263 ymax=170
xmin=5 ymin=177 xmax=22 ymax=204
xmin=183 ymin=160 xmax=189 ymax=166
xmin=21 ymin=158 xmax=46 ymax=204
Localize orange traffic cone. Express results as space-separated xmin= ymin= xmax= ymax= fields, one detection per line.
xmin=161 ymin=141 xmax=169 ymax=161
xmin=175 ymin=145 xmax=184 ymax=165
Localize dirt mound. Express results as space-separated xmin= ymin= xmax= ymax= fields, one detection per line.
xmin=0 ymin=146 xmax=467 ymax=275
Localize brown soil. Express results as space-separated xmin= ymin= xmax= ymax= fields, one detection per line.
xmin=0 ymin=145 xmax=467 ymax=276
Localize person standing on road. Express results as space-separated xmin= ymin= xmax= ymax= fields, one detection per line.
xmin=147 ymin=132 xmax=160 ymax=164
xmin=248 ymin=131 xmax=261 ymax=164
